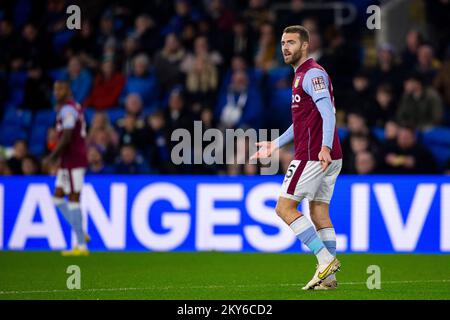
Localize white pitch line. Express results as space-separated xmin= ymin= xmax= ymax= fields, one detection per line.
xmin=1 ymin=279 xmax=449 ymax=295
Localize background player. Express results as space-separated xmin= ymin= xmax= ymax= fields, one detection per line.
xmin=251 ymin=25 xmax=342 ymax=290
xmin=43 ymin=80 xmax=89 ymax=256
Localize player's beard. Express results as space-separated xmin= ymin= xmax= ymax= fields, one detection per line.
xmin=285 ymin=48 xmax=303 ymax=67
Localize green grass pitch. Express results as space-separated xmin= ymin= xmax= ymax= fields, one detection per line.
xmin=0 ymin=251 xmax=449 ymax=300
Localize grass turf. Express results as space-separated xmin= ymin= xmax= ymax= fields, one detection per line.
xmin=0 ymin=251 xmax=449 ymax=300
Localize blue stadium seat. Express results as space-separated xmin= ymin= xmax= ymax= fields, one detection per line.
xmin=48 ymin=68 xmax=65 ymax=81
xmin=29 ymin=125 xmax=49 ymax=145
xmin=267 ymin=67 xmax=292 ymax=89
xmin=422 ymin=127 xmax=450 ymax=147
xmin=268 ymin=88 xmax=292 ymax=130
xmin=84 ymin=108 xmax=96 ymax=126
xmin=0 ymin=124 xmax=28 ymax=146
xmin=428 ymin=144 xmax=450 ymax=168
xmin=338 ymin=127 xmax=349 ymax=141
xmin=107 ymin=108 xmax=126 ymax=124
xmin=372 ymin=126 xmax=385 ymax=142
xmin=28 ymin=143 xmax=46 ymax=157
xmin=8 ymin=71 xmax=27 ymax=89
xmin=34 ymin=110 xmax=56 ymax=127
xmin=53 ymin=30 xmax=75 ymax=54
xmin=2 ymin=109 xmax=32 ymax=127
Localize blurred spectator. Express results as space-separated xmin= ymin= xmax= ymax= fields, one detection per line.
xmin=0 ymin=20 xmax=14 ymax=69
xmin=145 ymin=110 xmax=172 ymax=173
xmin=88 ymin=128 xmax=118 ymax=165
xmin=185 ymin=54 xmax=218 ymax=113
xmin=254 ymin=23 xmax=282 ymax=72
xmin=343 ymin=69 xmax=372 ymax=115
xmin=21 ymin=155 xmax=40 ymax=175
xmin=355 ymin=151 xmax=378 ymax=175
xmin=122 ymin=93 xmax=144 ymax=118
xmin=381 ymin=125 xmax=437 ymax=174
xmin=433 ymin=51 xmax=450 ymax=110
xmin=13 ymin=23 xmax=51 ymax=69
xmin=216 ymin=70 xmax=262 ymax=129
xmin=132 ymin=14 xmax=161 ymax=57
xmin=369 ymin=43 xmax=403 ymax=96
xmin=401 ymin=29 xmax=423 ymax=70
xmin=115 ymin=144 xmax=150 ymax=174
xmin=153 ymin=33 xmax=186 ymax=92
xmin=121 ymin=53 xmax=158 ymax=109
xmin=223 ymin=18 xmax=254 ymax=65
xmin=207 ymin=0 xmax=235 ymax=34
xmin=84 ymin=58 xmax=126 ymax=110
xmin=121 ymin=34 xmax=140 ymax=75
xmin=63 ymin=56 xmax=93 ymax=103
xmin=181 ymin=36 xmax=223 ymax=71
xmin=116 ymin=114 xmax=146 ymax=151
xmin=7 ymin=140 xmax=28 ymax=175
xmin=415 ymin=44 xmax=441 ymax=85
xmin=0 ymin=156 xmax=12 ymax=176
xmin=96 ymin=10 xmax=118 ymax=57
xmin=243 ymin=0 xmax=275 ymax=34
xmin=67 ymin=20 xmax=98 ymax=68
xmin=88 ymin=112 xmax=119 ymax=144
xmin=87 ymin=145 xmax=113 ymax=175
xmin=396 ymin=72 xmax=443 ymax=130
xmin=165 ymin=0 xmax=201 ymax=35
xmin=22 ymin=62 xmax=52 ymax=111
xmin=370 ymin=84 xmax=397 ymax=127
xmin=342 ymin=132 xmax=379 ymax=174
xmin=164 ymin=88 xmax=195 ymax=135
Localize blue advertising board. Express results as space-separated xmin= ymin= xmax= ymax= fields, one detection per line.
xmin=0 ymin=175 xmax=449 ymax=253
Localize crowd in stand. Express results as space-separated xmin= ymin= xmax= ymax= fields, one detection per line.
xmin=0 ymin=0 xmax=449 ymax=176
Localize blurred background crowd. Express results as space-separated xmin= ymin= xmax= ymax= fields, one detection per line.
xmin=0 ymin=0 xmax=449 ymax=176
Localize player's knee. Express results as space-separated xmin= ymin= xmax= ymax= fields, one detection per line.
xmin=275 ymin=201 xmax=288 ymax=218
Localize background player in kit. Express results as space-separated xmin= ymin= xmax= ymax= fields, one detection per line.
xmin=251 ymin=26 xmax=343 ymax=290
xmin=43 ymin=80 xmax=90 ymax=256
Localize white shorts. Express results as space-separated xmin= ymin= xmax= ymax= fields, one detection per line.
xmin=55 ymin=168 xmax=86 ymax=195
xmin=279 ymin=159 xmax=342 ymax=204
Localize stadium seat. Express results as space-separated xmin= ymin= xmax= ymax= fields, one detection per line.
xmin=84 ymin=108 xmax=96 ymax=126
xmin=422 ymin=127 xmax=450 ymax=147
xmin=0 ymin=124 xmax=28 ymax=146
xmin=372 ymin=127 xmax=385 ymax=142
xmin=29 ymin=125 xmax=49 ymax=145
xmin=28 ymin=143 xmax=46 ymax=157
xmin=267 ymin=67 xmax=292 ymax=89
xmin=8 ymin=71 xmax=27 ymax=89
xmin=48 ymin=68 xmax=65 ymax=81
xmin=53 ymin=30 xmax=75 ymax=54
xmin=34 ymin=110 xmax=56 ymax=127
xmin=428 ymin=144 xmax=450 ymax=168
xmin=338 ymin=127 xmax=349 ymax=141
xmin=106 ymin=108 xmax=126 ymax=124
xmin=2 ymin=109 xmax=32 ymax=127
xmin=268 ymin=88 xmax=292 ymax=130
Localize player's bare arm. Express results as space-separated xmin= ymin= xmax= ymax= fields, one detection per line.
xmin=43 ymin=128 xmax=73 ymax=165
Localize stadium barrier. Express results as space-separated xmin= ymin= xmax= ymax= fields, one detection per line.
xmin=0 ymin=175 xmax=449 ymax=253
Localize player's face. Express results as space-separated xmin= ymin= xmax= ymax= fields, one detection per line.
xmin=281 ymin=32 xmax=303 ymax=65
xmin=53 ymin=82 xmax=69 ymax=103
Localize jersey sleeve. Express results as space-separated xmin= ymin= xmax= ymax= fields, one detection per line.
xmin=59 ymin=105 xmax=78 ymax=129
xmin=302 ymin=68 xmax=331 ymax=103
xmin=303 ymin=68 xmax=336 ymax=149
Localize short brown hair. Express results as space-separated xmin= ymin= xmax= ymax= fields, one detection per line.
xmin=283 ymin=25 xmax=310 ymax=42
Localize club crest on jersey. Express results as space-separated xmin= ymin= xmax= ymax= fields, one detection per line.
xmin=294 ymin=76 xmax=301 ymax=88
xmin=312 ymin=76 xmax=326 ymax=92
